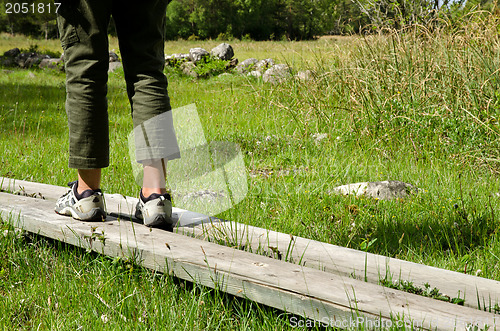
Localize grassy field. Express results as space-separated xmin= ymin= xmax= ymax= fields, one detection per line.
xmin=0 ymin=32 xmax=357 ymax=71
xmin=1 ymin=15 xmax=500 ymax=329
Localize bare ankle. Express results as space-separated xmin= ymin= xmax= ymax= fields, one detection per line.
xmin=77 ymin=169 xmax=101 ymax=194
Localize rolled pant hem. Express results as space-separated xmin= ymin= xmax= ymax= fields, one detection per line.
xmin=69 ymin=157 xmax=109 ymax=169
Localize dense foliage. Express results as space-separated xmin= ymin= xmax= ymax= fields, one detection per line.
xmin=0 ymin=0 xmax=498 ymax=40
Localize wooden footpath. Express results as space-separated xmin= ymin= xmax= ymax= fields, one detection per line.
xmin=0 ymin=177 xmax=499 ymax=330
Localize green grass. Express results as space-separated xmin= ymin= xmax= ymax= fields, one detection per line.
xmin=0 ymin=221 xmax=293 ymax=330
xmin=2 ymin=15 xmax=500 ymax=329
xmin=1 ymin=32 xmax=357 ymax=71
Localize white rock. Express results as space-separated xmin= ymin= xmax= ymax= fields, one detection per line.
xmin=180 ymin=61 xmax=198 ymax=78
xmin=235 ymin=58 xmax=258 ymax=74
xmin=296 ymin=70 xmax=314 ymax=81
xmin=39 ymin=58 xmax=62 ymax=70
xmin=311 ymin=133 xmax=328 ymax=144
xmin=211 ymin=43 xmax=234 ymax=60
xmin=247 ymin=70 xmax=262 ymax=78
xmin=189 ymin=48 xmax=209 ymax=63
xmin=330 ymin=180 xmax=418 ymax=200
xmin=255 ymin=58 xmax=275 ymax=72
xmin=263 ymin=64 xmax=291 ymax=84
xmin=108 ymin=61 xmax=122 ymax=72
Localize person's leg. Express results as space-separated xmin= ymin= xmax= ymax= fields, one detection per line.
xmin=55 ymin=0 xmax=112 ymax=220
xmin=136 ymin=157 xmax=173 ymax=227
xmin=77 ymin=169 xmax=101 ymax=193
xmin=142 ymin=160 xmax=167 ymax=197
xmin=112 ymin=0 xmax=173 ymax=198
xmin=58 ymin=0 xmax=112 ymax=173
xmin=112 ymin=0 xmax=178 ymax=227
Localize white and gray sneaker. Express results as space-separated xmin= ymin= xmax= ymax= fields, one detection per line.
xmin=55 ymin=181 xmax=106 ymax=221
xmin=135 ymin=190 xmax=173 ymax=227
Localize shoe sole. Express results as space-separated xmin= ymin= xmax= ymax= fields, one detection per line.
xmin=135 ymin=209 xmax=173 ymax=227
xmin=144 ymin=214 xmax=170 ymax=227
xmin=56 ymin=206 xmax=106 ymax=222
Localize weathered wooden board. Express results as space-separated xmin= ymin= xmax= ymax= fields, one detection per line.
xmin=0 ymin=192 xmax=498 ymax=330
xmin=2 ymin=177 xmax=499 ymax=313
xmin=2 ymin=177 xmax=500 ymax=313
xmin=183 ymin=222 xmax=500 ymax=313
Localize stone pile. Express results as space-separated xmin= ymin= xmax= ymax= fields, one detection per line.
xmin=0 ymin=47 xmax=59 ymax=69
xmin=0 ymin=47 xmax=123 ymax=72
xmin=2 ymin=43 xmax=314 ymax=83
xmin=165 ymin=42 xmax=313 ymax=83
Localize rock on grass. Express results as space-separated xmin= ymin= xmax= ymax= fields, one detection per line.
xmin=330 ymin=180 xmax=418 ymax=200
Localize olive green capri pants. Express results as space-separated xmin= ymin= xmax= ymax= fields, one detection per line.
xmin=57 ymin=0 xmax=175 ymax=169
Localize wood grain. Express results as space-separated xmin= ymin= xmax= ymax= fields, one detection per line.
xmin=1 ymin=177 xmax=499 ymax=329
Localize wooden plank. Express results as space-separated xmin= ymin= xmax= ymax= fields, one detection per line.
xmin=2 ymin=178 xmax=500 ymax=313
xmin=0 ymin=177 xmax=221 ymax=227
xmin=0 ymin=192 xmax=498 ymax=330
xmin=182 ymin=222 xmax=500 ymax=313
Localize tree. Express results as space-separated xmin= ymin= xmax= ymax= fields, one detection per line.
xmin=353 ymin=0 xmax=439 ymax=29
xmin=0 ymin=0 xmax=58 ymax=38
xmin=232 ymin=0 xmax=279 ymax=40
xmin=313 ymin=0 xmax=368 ymax=35
xmin=165 ymin=0 xmax=195 ymax=40
xmin=461 ymin=0 xmax=498 ymax=11
xmin=4 ymin=0 xmax=489 ymax=40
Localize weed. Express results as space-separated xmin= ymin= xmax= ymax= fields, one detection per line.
xmin=193 ymin=56 xmax=230 ymax=78
xmin=380 ymin=278 xmax=466 ymax=306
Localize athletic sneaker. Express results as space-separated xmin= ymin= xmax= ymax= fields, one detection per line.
xmin=54 ymin=181 xmax=106 ymax=221
xmin=135 ymin=190 xmax=173 ymax=227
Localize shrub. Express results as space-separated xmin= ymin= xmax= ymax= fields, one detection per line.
xmin=193 ymin=56 xmax=230 ymax=78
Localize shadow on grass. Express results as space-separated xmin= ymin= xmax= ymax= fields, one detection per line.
xmin=0 ymin=78 xmax=67 ymax=135
xmin=344 ymin=197 xmax=498 ymax=262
